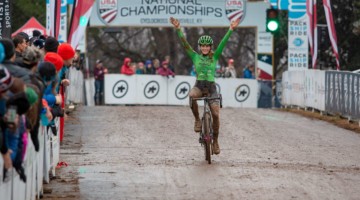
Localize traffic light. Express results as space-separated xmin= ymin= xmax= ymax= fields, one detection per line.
xmin=266 ymin=8 xmax=280 ymax=34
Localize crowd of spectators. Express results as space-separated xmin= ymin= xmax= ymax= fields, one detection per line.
xmin=0 ymin=30 xmax=76 ymax=183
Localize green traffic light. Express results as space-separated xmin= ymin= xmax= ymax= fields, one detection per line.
xmin=267 ymin=20 xmax=279 ymax=32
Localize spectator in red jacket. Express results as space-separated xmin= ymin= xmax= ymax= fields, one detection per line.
xmin=157 ymin=61 xmax=175 ymax=77
xmin=120 ymin=57 xmax=134 ymax=75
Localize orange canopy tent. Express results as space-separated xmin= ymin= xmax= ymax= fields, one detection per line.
xmin=12 ymin=17 xmax=46 ymax=38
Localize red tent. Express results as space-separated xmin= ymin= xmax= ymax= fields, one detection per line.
xmin=12 ymin=17 xmax=46 ymax=38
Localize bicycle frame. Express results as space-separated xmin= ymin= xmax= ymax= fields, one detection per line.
xmin=190 ymin=94 xmax=222 ymax=164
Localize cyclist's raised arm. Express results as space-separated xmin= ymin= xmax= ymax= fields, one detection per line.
xmin=214 ymin=19 xmax=240 ymax=59
xmin=170 ymin=17 xmax=197 ymax=59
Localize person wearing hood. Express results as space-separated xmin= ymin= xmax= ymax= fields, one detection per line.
xmin=121 ymin=57 xmax=134 ymax=75
xmin=157 ymin=61 xmax=175 ymax=77
xmin=145 ymin=59 xmax=156 ymax=75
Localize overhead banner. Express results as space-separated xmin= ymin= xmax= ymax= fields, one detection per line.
xmin=0 ymin=0 xmax=12 ymax=39
xmin=90 ymin=1 xmax=268 ymax=28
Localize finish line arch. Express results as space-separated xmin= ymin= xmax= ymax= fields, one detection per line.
xmin=88 ymin=0 xmax=274 ymax=78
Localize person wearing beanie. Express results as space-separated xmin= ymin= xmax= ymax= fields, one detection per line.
xmin=57 ymin=43 xmax=75 ymax=66
xmin=44 ymin=52 xmax=64 ymax=72
xmin=38 ymin=61 xmax=61 ymax=106
xmin=19 ymin=46 xmax=42 ymax=72
xmin=56 ymin=43 xmax=75 ymax=93
xmin=38 ymin=61 xmax=56 ymax=82
xmin=44 ymin=36 xmax=59 ymax=53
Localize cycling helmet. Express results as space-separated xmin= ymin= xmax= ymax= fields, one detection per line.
xmin=198 ymin=35 xmax=213 ymax=46
xmin=0 ymin=65 xmax=13 ymax=93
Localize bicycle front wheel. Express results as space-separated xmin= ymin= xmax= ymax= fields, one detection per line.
xmin=203 ymin=112 xmax=212 ymax=164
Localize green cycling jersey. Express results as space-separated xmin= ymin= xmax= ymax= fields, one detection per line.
xmin=176 ymin=29 xmax=233 ymax=82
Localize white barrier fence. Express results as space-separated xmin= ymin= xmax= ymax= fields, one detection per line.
xmin=104 ymin=75 xmax=259 ymax=108
xmin=282 ymin=70 xmax=326 ymax=111
xmin=282 ymin=70 xmax=360 ymax=121
xmin=0 ymin=120 xmax=60 ymax=200
xmin=66 ymin=67 xmax=85 ymax=104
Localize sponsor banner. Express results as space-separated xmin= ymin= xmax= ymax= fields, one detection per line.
xmin=104 ymin=74 xmax=258 ymax=108
xmin=105 ymin=74 xmax=138 ymax=104
xmin=0 ymin=0 xmax=12 ymax=39
xmin=216 ymin=78 xmax=258 ymax=108
xmin=279 ymin=0 xmax=309 ymax=70
xmin=90 ymin=1 xmax=268 ymax=28
xmin=58 ymin=0 xmax=67 ymax=42
xmin=257 ymin=31 xmax=273 ymax=53
xmin=325 ymin=71 xmax=360 ymax=118
xmin=136 ymin=75 xmax=168 ymax=104
xmin=288 ymin=17 xmax=308 ymax=70
xmin=304 ymin=70 xmax=325 ymax=110
xmin=282 ymin=70 xmax=305 ymax=106
xmin=167 ymin=75 xmax=196 ymax=105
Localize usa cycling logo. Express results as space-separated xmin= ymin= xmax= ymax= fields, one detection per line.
xmin=98 ymin=0 xmax=118 ymax=24
xmin=225 ymin=0 xmax=246 ymax=23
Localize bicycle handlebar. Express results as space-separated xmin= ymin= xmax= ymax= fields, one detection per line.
xmin=190 ymin=94 xmax=223 ymax=108
xmin=192 ymin=96 xmax=220 ymax=101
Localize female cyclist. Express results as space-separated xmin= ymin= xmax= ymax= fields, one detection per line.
xmin=170 ymin=17 xmax=240 ymax=155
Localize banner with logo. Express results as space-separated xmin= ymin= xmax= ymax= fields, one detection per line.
xmin=0 ymin=0 xmax=12 ymax=39
xmin=104 ymin=74 xmax=258 ymax=108
xmin=274 ymin=0 xmax=308 ymax=71
xmin=168 ymin=76 xmax=196 ymax=105
xmin=90 ymin=0 xmax=268 ymax=28
xmin=105 ymin=74 xmax=138 ymax=104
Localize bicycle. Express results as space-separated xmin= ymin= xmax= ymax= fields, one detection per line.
xmin=190 ymin=94 xmax=222 ymax=164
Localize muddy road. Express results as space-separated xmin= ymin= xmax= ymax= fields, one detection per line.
xmin=44 ymin=106 xmax=360 ymax=200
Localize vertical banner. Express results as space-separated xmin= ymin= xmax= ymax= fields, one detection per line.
xmin=273 ymin=1 xmax=309 ymax=71
xmin=68 ymin=0 xmax=95 ymax=49
xmin=0 ymin=0 xmax=12 ymax=39
xmin=323 ymin=0 xmax=340 ymax=70
xmin=278 ymin=1 xmax=308 ymax=71
xmin=257 ymin=32 xmax=274 ymax=79
xmin=58 ymin=0 xmax=68 ymax=42
xmin=46 ymin=0 xmax=61 ymax=38
xmin=307 ymin=0 xmax=318 ymax=69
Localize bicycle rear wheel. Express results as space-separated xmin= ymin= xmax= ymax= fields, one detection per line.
xmin=203 ymin=112 xmax=212 ymax=164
